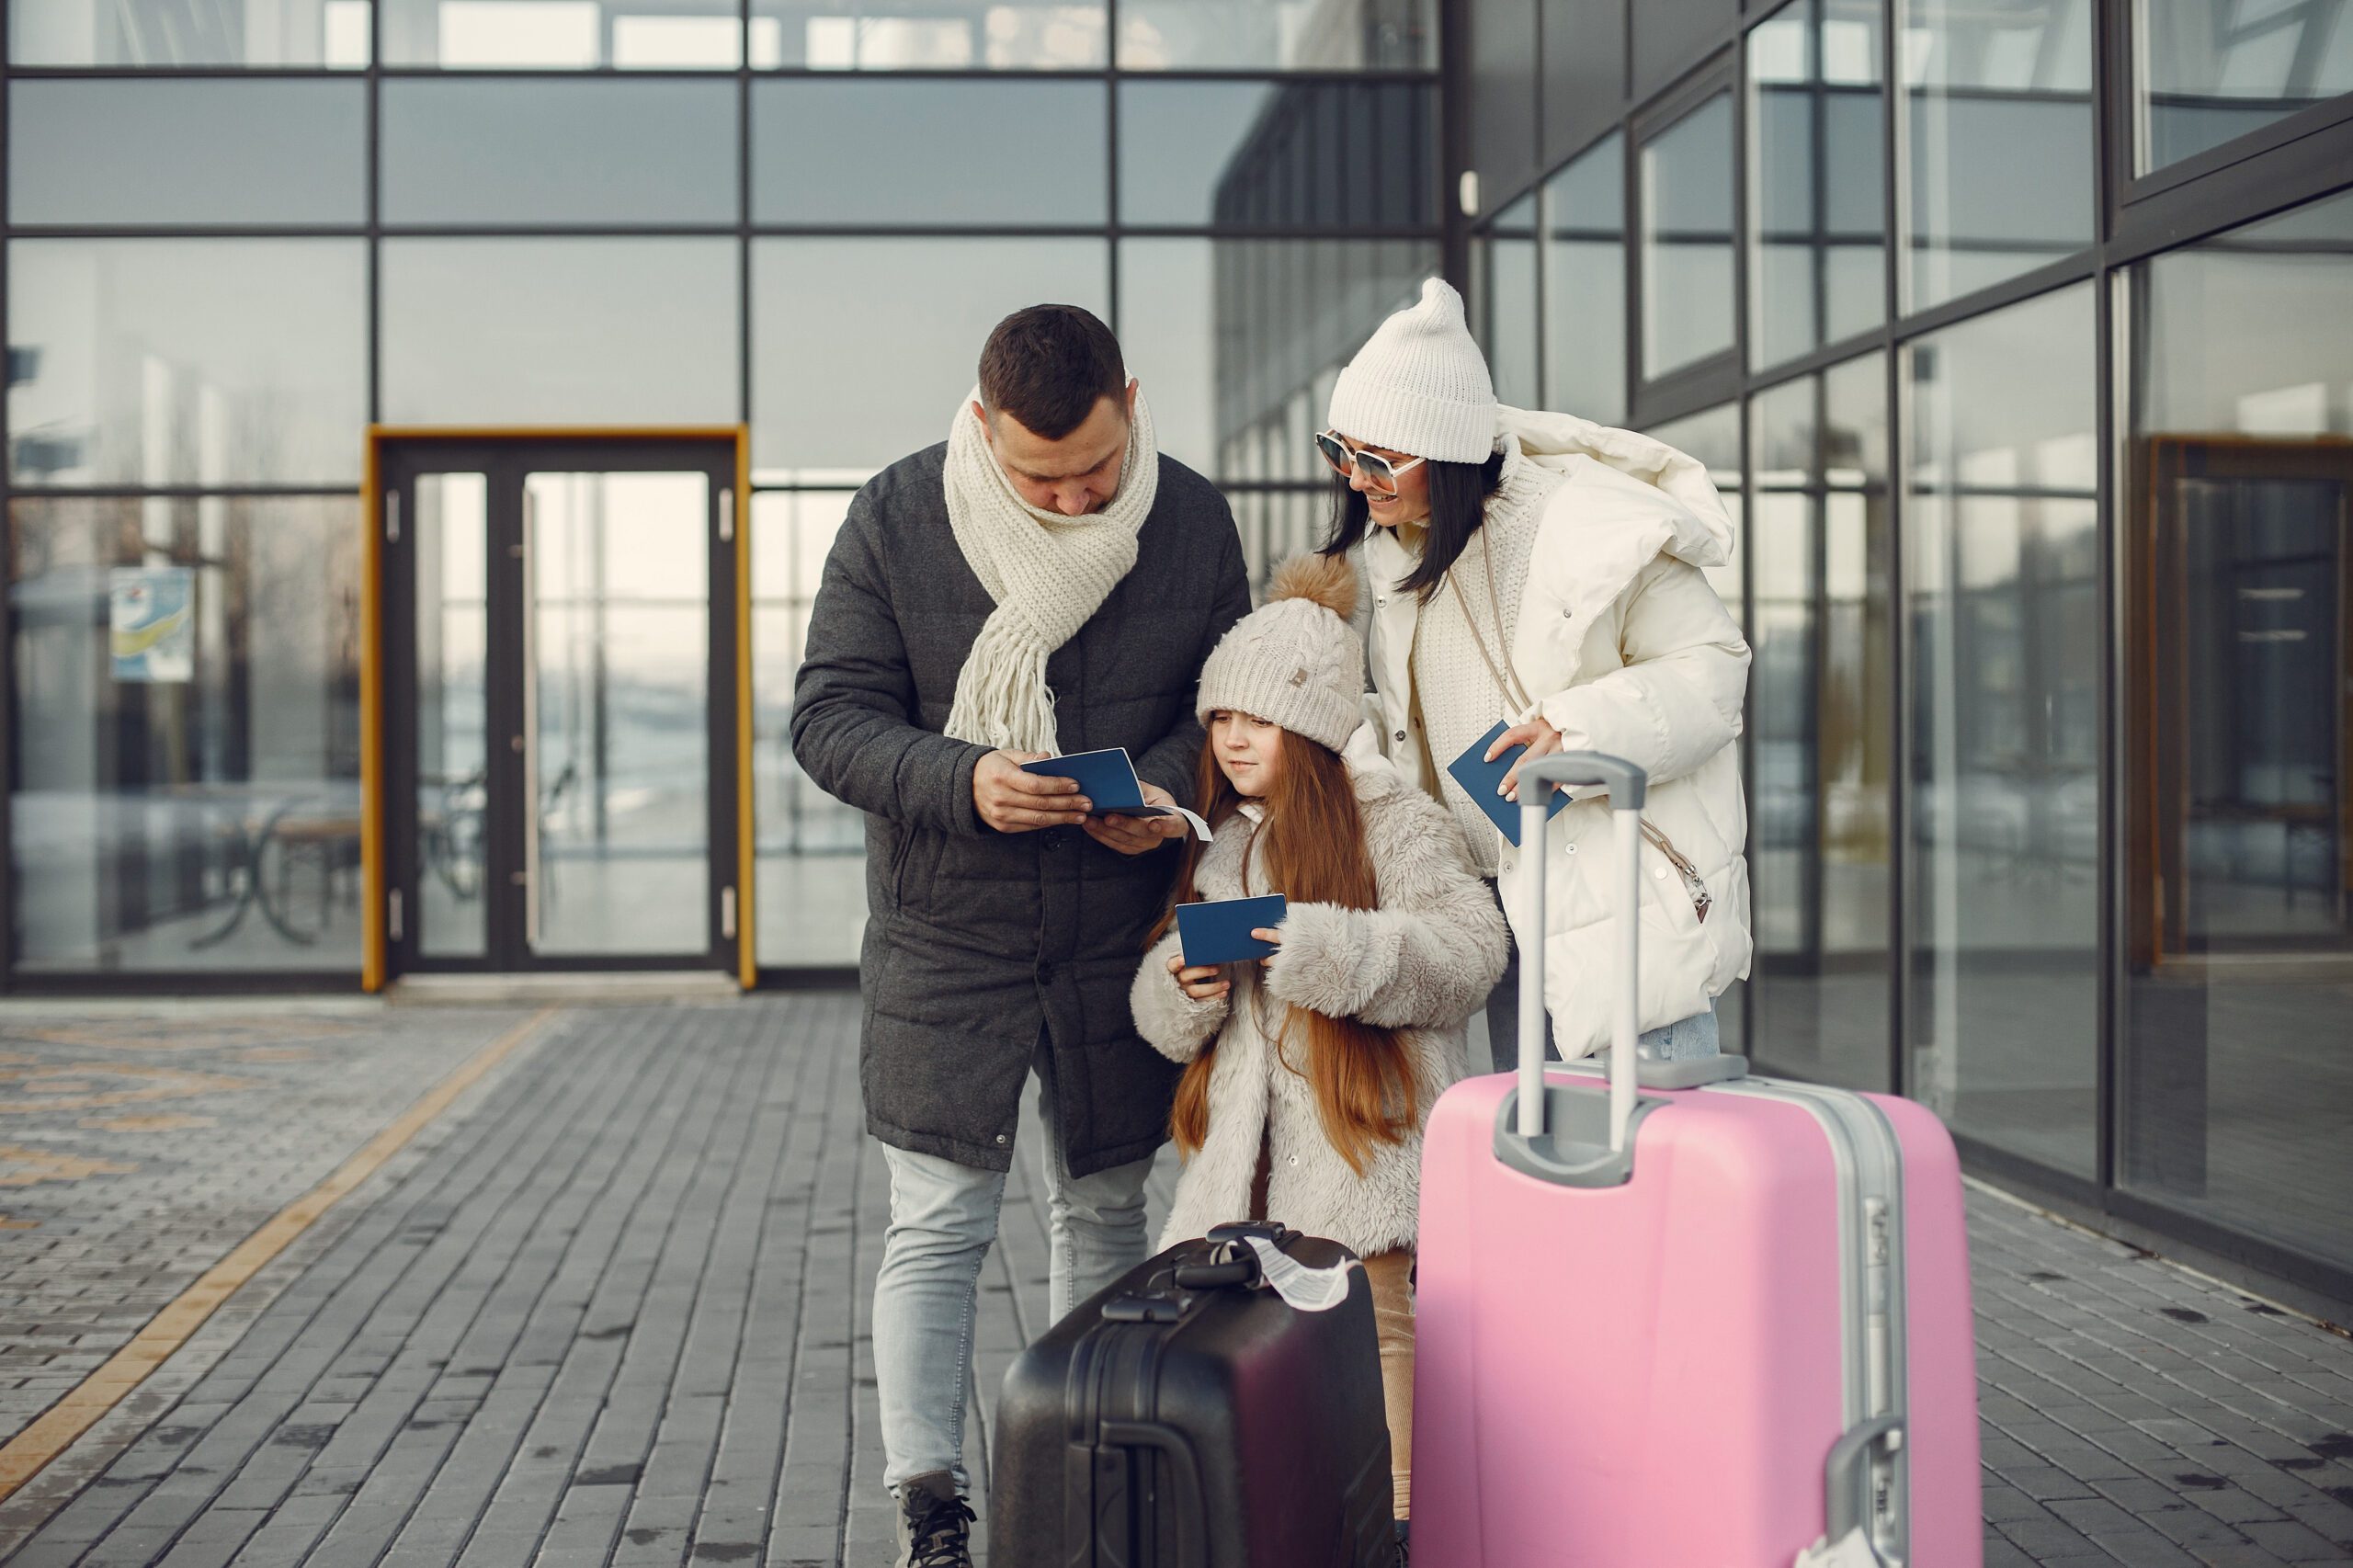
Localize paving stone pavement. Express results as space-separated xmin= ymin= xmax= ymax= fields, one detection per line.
xmin=0 ymin=994 xmax=2342 ymax=1565
xmin=0 ymin=1005 xmax=538 ymax=1453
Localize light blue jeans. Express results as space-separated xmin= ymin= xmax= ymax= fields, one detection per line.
xmin=872 ymin=1051 xmax=1154 ymax=1494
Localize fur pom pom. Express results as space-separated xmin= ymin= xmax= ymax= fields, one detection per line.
xmin=1267 ymin=551 xmax=1358 ymax=624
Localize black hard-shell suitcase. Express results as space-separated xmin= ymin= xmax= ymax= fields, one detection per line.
xmin=991 ymin=1221 xmax=1395 ymax=1568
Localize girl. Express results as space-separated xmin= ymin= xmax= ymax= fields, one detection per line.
xmin=1130 ymin=552 xmax=1508 ymax=1542
xmin=1317 ymin=276 xmax=1752 ymax=1070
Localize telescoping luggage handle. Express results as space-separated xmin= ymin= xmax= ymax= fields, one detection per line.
xmin=1518 ymin=753 xmax=1647 ymax=1154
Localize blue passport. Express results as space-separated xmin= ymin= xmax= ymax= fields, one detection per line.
xmin=1447 ymin=721 xmax=1571 ymax=847
xmin=1175 ymin=894 xmax=1288 ymax=967
xmin=1019 ymin=748 xmax=1215 ymax=839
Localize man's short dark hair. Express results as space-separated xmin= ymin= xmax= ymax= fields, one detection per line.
xmin=978 ymin=305 xmax=1127 ymax=441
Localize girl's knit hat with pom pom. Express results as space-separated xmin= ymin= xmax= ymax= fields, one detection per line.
xmin=1195 ymin=552 xmax=1364 ymax=751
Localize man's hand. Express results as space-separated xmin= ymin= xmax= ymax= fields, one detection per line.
xmin=1488 ymin=716 xmax=1564 ymax=801
xmin=1166 ymin=952 xmax=1229 ymax=1001
xmin=1081 ymin=781 xmax=1190 ymax=856
xmin=974 ymin=750 xmax=1092 ymax=833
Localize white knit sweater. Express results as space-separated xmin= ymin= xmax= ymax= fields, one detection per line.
xmin=1378 ymin=441 xmax=1563 ymax=877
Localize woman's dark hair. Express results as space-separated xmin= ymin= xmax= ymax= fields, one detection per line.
xmin=1317 ymin=450 xmax=1506 ymax=602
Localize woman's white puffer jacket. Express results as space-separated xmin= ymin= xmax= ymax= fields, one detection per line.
xmin=1361 ymin=407 xmax=1754 ymax=1059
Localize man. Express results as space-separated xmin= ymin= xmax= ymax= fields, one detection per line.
xmin=791 ymin=304 xmax=1251 ymax=1568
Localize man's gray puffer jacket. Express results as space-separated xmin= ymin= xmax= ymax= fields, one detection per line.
xmin=790 ymin=442 xmax=1251 ymax=1177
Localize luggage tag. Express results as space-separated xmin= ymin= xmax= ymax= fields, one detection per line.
xmin=1238 ymin=1236 xmax=1354 ymax=1313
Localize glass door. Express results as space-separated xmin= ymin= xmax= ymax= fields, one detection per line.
xmin=381 ymin=437 xmax=741 ymax=975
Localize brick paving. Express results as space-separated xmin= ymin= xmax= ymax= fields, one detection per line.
xmin=0 ymin=995 xmax=2342 ymax=1565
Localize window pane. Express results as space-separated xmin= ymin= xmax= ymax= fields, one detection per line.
xmin=1643 ymin=402 xmax=1747 ymax=1053
xmin=748 ymin=1 xmax=1104 ymax=67
xmin=10 ymin=496 xmax=362 ymax=974
xmin=2125 ymin=189 xmax=2353 ymax=1269
xmin=9 ymin=0 xmax=370 ymax=66
xmin=1904 ymin=283 xmax=2098 ymax=1176
xmin=753 ymin=238 xmax=1107 ymax=483
xmin=1482 ymin=193 xmax=1540 ymax=408
xmin=1640 ymin=93 xmax=1735 ymax=379
xmin=382 ymin=0 xmax=744 ymax=67
xmin=1746 ymin=357 xmax=1894 ymax=1091
xmin=1120 ymin=81 xmax=1438 ymax=230
xmin=10 ymin=81 xmax=365 ymax=229
xmin=754 ymin=80 xmax=1104 ymax=226
xmin=383 ymin=80 xmax=737 ymax=226
xmin=8 ymin=240 xmax=366 ymax=489
xmin=1748 ymin=0 xmax=1885 ymax=369
xmin=1541 ymin=131 xmax=1625 ymax=423
xmin=1901 ymin=0 xmax=2094 ymax=313
xmin=752 ymin=492 xmax=867 ymax=967
xmin=381 ymin=240 xmax=738 ymax=426
xmin=1118 ymin=0 xmax=1433 ymax=69
xmin=1119 ymin=237 xmax=1436 ymax=482
xmin=2137 ymin=0 xmax=2353 ymax=174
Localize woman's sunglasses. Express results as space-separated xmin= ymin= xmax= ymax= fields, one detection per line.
xmin=1314 ymin=430 xmax=1427 ymax=496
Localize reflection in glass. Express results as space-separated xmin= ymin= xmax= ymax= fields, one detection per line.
xmin=1642 ymin=403 xmax=1748 ymax=1054
xmin=1118 ymin=0 xmax=1432 ymax=69
xmin=383 ymin=0 xmax=744 ymax=67
xmin=2137 ymin=0 xmax=2353 ymax=174
xmin=7 ymin=239 xmax=366 ymax=489
xmin=415 ymin=475 xmax=489 ymax=961
xmin=9 ymin=0 xmax=371 ymax=66
xmin=381 ymin=239 xmax=738 ymax=428
xmin=382 ymin=80 xmax=737 ymax=226
xmin=9 ymin=497 xmax=362 ymax=972
xmin=1901 ymin=0 xmax=2094 ymax=312
xmin=1904 ymin=284 xmax=2099 ymax=1176
xmin=1640 ymin=94 xmax=1736 ymax=379
xmin=8 ymin=82 xmax=365 ymax=229
xmin=526 ymin=472 xmax=710 ymax=957
xmin=1747 ymin=357 xmax=1893 ymax=1090
xmin=1482 ymin=193 xmax=1541 ymax=408
xmin=1120 ymin=81 xmax=1437 ymax=230
xmin=1541 ymin=133 xmax=1626 ymax=424
xmin=755 ymin=80 xmax=1104 ymax=226
xmin=752 ymin=493 xmax=867 ymax=967
xmin=753 ymin=238 xmax=1107 ymax=484
xmin=1207 ymin=240 xmax=1437 ymax=486
xmin=1748 ymin=0 xmax=1885 ymax=369
xmin=2125 ymin=189 xmax=2353 ymax=1267
xmin=749 ymin=1 xmax=1104 ymax=67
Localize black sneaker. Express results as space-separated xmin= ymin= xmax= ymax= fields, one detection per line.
xmin=893 ymin=1471 xmax=975 ymax=1568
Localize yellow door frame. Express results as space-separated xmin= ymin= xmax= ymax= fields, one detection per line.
xmin=360 ymin=426 xmax=756 ymax=993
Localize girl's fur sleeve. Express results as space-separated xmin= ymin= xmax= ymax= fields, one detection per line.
xmin=1131 ymin=927 xmax=1230 ymax=1062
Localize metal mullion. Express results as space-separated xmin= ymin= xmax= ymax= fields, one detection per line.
xmin=1 ymin=56 xmax=11 ymax=987
xmin=375 ymin=65 xmax=752 ymax=81
xmin=4 ymin=66 xmax=360 ymax=79
xmin=5 ymin=485 xmax=361 ymax=499
xmin=2117 ymin=86 xmax=2353 ymax=210
xmin=367 ymin=5 xmax=381 ymax=428
xmin=8 ymin=224 xmax=368 ymax=239
xmin=1883 ymin=0 xmax=1907 ymax=1101
xmin=2089 ymin=0 xmax=2120 ymax=1196
xmin=738 ymin=0 xmax=752 ymax=434
xmin=1890 ymin=252 xmax=2101 ymax=343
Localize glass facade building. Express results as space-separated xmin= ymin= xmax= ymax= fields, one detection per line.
xmin=1469 ymin=0 xmax=2353 ymax=1312
xmin=7 ymin=0 xmax=2352 ymax=1312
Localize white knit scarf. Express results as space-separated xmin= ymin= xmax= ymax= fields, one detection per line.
xmin=941 ymin=383 xmax=1160 ymax=753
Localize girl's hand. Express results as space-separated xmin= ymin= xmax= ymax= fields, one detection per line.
xmin=1167 ymin=952 xmax=1230 ymax=1001
xmin=1251 ymin=927 xmax=1283 ymax=970
xmin=1487 ymin=717 xmax=1563 ymax=801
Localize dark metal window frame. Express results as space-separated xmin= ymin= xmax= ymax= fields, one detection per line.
xmin=1458 ymin=0 xmax=2353 ymax=1315
xmin=0 ymin=1 xmax=1448 ymax=992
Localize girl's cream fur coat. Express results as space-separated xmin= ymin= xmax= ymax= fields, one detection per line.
xmin=1131 ymin=745 xmax=1508 ymax=1257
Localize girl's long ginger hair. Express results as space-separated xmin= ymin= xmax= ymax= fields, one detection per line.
xmin=1153 ymin=723 xmax=1419 ymax=1176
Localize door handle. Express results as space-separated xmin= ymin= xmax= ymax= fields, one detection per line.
xmin=520 ymin=487 xmax=542 ymax=950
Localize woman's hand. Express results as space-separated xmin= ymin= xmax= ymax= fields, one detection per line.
xmin=1167 ymin=952 xmax=1229 ymax=1001
xmin=1487 ymin=717 xmax=1564 ymax=801
xmin=1251 ymin=927 xmax=1284 ymax=970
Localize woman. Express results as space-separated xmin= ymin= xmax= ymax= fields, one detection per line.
xmin=1318 ymin=277 xmax=1752 ymax=1069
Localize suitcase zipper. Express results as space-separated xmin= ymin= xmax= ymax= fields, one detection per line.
xmin=1705 ymin=1079 xmax=1911 ymax=1563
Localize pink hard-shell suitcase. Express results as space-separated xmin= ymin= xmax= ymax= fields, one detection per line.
xmin=1413 ymin=753 xmax=1981 ymax=1568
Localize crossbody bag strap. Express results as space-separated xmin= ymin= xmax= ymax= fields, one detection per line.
xmin=1444 ymin=528 xmax=1535 ymax=715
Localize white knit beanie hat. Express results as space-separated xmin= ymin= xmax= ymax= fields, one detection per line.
xmin=1195 ymin=554 xmax=1363 ymax=752
xmin=1326 ymin=277 xmax=1498 ymax=464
